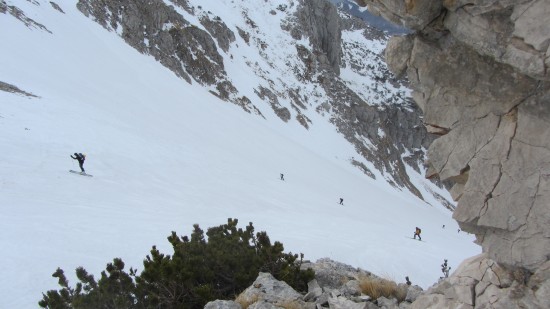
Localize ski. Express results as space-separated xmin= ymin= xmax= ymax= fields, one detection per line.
xmin=405 ymin=236 xmax=425 ymax=242
xmin=69 ymin=170 xmax=93 ymax=177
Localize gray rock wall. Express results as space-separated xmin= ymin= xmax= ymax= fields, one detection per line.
xmin=295 ymin=0 xmax=342 ymax=74
xmin=361 ymin=0 xmax=550 ymax=307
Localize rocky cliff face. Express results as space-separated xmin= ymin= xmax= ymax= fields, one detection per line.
xmin=295 ymin=0 xmax=342 ymax=74
xmin=361 ymin=0 xmax=550 ymax=307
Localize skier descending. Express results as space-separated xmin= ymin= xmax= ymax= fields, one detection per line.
xmin=339 ymin=198 xmax=344 ymax=205
xmin=413 ymin=227 xmax=422 ymax=241
xmin=280 ymin=173 xmax=284 ymax=181
xmin=71 ymin=153 xmax=86 ymax=173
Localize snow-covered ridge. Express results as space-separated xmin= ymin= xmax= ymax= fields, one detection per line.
xmin=0 ymin=0 xmax=479 ymax=308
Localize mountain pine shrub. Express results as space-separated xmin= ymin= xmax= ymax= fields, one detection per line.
xmin=39 ymin=218 xmax=314 ymax=309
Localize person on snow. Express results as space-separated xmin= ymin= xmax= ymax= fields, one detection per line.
xmin=71 ymin=152 xmax=86 ymax=173
xmin=413 ymin=227 xmax=422 ymax=241
xmin=280 ymin=173 xmax=284 ymax=181
xmin=339 ymin=198 xmax=344 ymax=205
xmin=441 ymin=259 xmax=451 ymax=278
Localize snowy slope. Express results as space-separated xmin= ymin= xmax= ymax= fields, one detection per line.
xmin=0 ymin=1 xmax=479 ymax=308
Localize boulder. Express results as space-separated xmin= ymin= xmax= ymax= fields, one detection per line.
xmin=376 ymin=296 xmax=398 ymax=309
xmin=340 ymin=279 xmax=362 ymax=297
xmin=301 ymin=258 xmax=371 ymax=290
xmin=247 ymin=301 xmax=283 ymax=309
xmin=238 ymin=272 xmax=303 ymax=305
xmin=204 ymin=300 xmax=242 ymax=309
xmin=304 ymin=279 xmax=323 ymax=302
xmin=404 ymin=285 xmax=422 ymax=303
xmin=327 ymin=296 xmax=368 ymax=309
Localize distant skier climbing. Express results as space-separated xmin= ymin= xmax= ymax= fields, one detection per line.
xmin=413 ymin=227 xmax=422 ymax=241
xmin=339 ymin=198 xmax=344 ymax=205
xmin=280 ymin=173 xmax=284 ymax=181
xmin=71 ymin=152 xmax=86 ymax=173
xmin=441 ymin=259 xmax=451 ymax=278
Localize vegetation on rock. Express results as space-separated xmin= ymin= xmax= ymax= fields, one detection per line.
xmin=39 ymin=218 xmax=314 ymax=309
xmin=359 ymin=276 xmax=407 ymax=302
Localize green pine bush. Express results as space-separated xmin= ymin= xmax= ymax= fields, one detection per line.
xmin=39 ymin=218 xmax=314 ymax=309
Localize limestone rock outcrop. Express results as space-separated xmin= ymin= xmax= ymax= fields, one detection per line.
xmin=205 ymin=259 xmax=424 ymax=309
xmin=366 ymin=0 xmax=550 ymax=80
xmin=238 ymin=272 xmax=304 ymax=305
xmin=361 ymin=0 xmax=550 ymax=307
xmin=411 ymin=254 xmax=550 ymax=308
xmin=294 ymin=0 xmax=342 ymax=74
xmin=208 ymin=257 xmax=547 ymax=308
xmin=204 ymin=300 xmax=242 ymax=309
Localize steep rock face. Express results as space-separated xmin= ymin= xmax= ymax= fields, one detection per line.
xmin=362 ymin=0 xmax=550 ymax=306
xmin=294 ymin=0 xmax=342 ymax=74
xmin=366 ymin=0 xmax=550 ymax=80
xmin=361 ymin=0 xmax=442 ymax=31
xmin=444 ymin=0 xmax=550 ymax=81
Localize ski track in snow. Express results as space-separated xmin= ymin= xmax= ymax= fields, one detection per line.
xmin=0 ymin=1 xmax=479 ymax=308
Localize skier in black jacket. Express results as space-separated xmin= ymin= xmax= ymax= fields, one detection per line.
xmin=71 ymin=153 xmax=86 ymax=173
xmin=413 ymin=227 xmax=422 ymax=241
